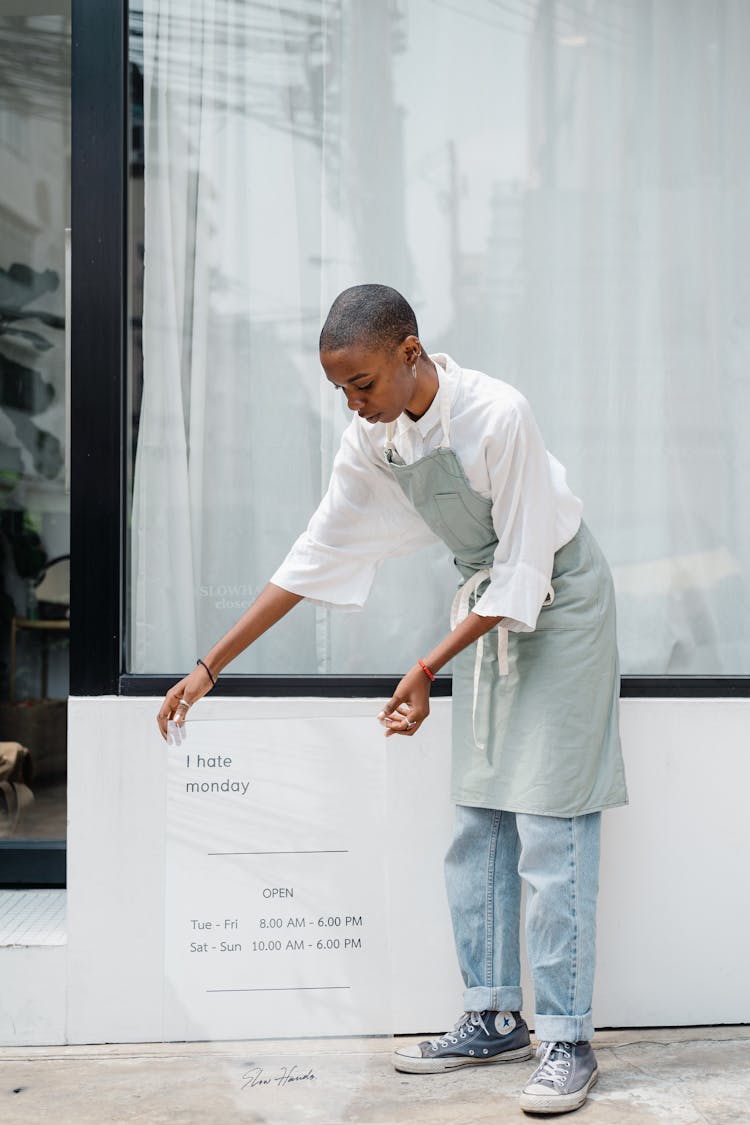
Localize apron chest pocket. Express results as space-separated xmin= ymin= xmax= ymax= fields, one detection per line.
xmin=432 ymin=492 xmax=491 ymax=550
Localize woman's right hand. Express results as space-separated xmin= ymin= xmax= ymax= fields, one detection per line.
xmin=157 ymin=663 xmax=215 ymax=743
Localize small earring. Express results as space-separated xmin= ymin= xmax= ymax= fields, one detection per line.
xmin=411 ymin=364 xmax=417 ymax=380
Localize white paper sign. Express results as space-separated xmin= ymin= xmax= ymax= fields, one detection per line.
xmin=163 ymin=717 xmax=392 ymax=1040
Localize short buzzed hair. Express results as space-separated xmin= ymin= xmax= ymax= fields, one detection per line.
xmin=319 ymin=284 xmax=419 ymax=354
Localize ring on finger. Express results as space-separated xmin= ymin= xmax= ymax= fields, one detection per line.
xmin=177 ymin=698 xmax=190 ymax=710
xmin=406 ymin=721 xmax=416 ymax=729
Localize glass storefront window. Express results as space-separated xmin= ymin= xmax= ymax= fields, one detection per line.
xmin=127 ymin=0 xmax=750 ymax=679
xmin=0 ymin=3 xmax=70 ymax=849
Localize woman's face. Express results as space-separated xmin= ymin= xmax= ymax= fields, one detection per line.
xmin=320 ymin=338 xmax=419 ymax=425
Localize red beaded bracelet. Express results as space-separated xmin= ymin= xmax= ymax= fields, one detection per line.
xmin=418 ymin=658 xmax=436 ymax=682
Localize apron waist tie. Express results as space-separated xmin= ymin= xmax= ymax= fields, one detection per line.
xmin=449 ymin=570 xmax=555 ymax=751
xmin=450 ymin=569 xmax=507 ymax=751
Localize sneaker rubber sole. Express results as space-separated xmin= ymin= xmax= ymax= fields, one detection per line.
xmin=393 ymin=1043 xmax=534 ymax=1074
xmin=519 ymin=1064 xmax=599 ymax=1114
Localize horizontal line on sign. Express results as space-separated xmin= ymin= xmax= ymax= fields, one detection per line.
xmin=184 ymin=715 xmax=361 ymax=721
xmin=206 ymin=986 xmax=351 ymax=993
xmin=207 ymin=850 xmax=349 ymax=856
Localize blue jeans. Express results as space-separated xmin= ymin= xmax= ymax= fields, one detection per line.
xmin=444 ymin=805 xmax=601 ymax=1044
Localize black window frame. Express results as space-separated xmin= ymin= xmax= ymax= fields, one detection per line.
xmin=71 ymin=0 xmax=750 ymax=704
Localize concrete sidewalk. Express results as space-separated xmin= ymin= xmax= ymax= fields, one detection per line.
xmin=1 ymin=1026 xmax=748 ymax=1124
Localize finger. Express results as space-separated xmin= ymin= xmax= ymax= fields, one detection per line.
xmin=157 ymin=685 xmax=190 ymax=740
xmin=385 ymin=721 xmax=417 ymax=737
xmin=383 ymin=706 xmax=420 ymax=736
xmin=388 ymin=717 xmax=422 ymax=738
xmin=382 ymin=713 xmax=409 ymax=730
xmin=378 ymin=696 xmax=408 ymax=725
xmin=167 ymin=684 xmax=192 ymax=738
xmin=378 ymin=696 xmax=401 ymax=720
xmin=173 ymin=700 xmax=190 ymax=727
xmin=167 ymin=688 xmax=193 ymax=727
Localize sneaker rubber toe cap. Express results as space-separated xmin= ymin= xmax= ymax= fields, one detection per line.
xmin=394 ymin=1044 xmax=425 ymax=1059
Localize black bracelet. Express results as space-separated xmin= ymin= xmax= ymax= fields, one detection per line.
xmin=196 ymin=658 xmax=216 ymax=687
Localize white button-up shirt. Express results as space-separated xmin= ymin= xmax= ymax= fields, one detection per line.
xmin=271 ymin=354 xmax=583 ymax=632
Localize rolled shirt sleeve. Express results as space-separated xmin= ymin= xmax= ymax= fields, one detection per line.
xmin=472 ymin=392 xmax=582 ymax=632
xmin=270 ymin=418 xmax=439 ymax=610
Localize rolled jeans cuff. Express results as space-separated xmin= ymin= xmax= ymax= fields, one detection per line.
xmin=463 ymin=986 xmax=523 ymax=1014
xmin=533 ymin=1009 xmax=594 ymax=1045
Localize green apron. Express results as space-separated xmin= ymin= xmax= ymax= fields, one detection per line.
xmin=384 ymin=387 xmax=628 ymax=817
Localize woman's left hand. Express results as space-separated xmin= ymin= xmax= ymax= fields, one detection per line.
xmin=377 ymin=665 xmax=431 ymax=737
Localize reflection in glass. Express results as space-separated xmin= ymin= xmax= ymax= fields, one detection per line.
xmin=128 ymin=1 xmax=750 ymax=677
xmin=0 ymin=6 xmax=70 ymax=845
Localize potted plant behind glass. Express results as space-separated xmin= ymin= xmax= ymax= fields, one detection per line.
xmin=0 ymin=261 xmax=67 ymax=818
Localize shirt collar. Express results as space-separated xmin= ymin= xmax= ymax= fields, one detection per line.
xmin=394 ymin=353 xmax=458 ymax=440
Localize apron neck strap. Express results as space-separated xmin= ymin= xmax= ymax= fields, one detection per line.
xmin=384 ymin=365 xmax=451 ymax=455
xmin=438 ymin=377 xmax=451 ymax=448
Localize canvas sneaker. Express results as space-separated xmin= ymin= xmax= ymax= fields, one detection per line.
xmin=393 ymin=1010 xmax=532 ymax=1074
xmin=519 ymin=1040 xmax=599 ymax=1114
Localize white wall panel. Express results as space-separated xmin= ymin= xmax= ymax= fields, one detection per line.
xmin=59 ymin=696 xmax=750 ymax=1045
xmin=595 ymin=700 xmax=750 ymax=1027
xmin=0 ymin=947 xmax=66 ymax=1046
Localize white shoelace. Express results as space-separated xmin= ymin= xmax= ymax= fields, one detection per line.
xmin=428 ymin=1010 xmax=490 ymax=1050
xmin=532 ymin=1041 xmax=573 ymax=1088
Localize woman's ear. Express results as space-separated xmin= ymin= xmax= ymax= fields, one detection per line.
xmin=401 ymin=334 xmax=422 ymax=367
